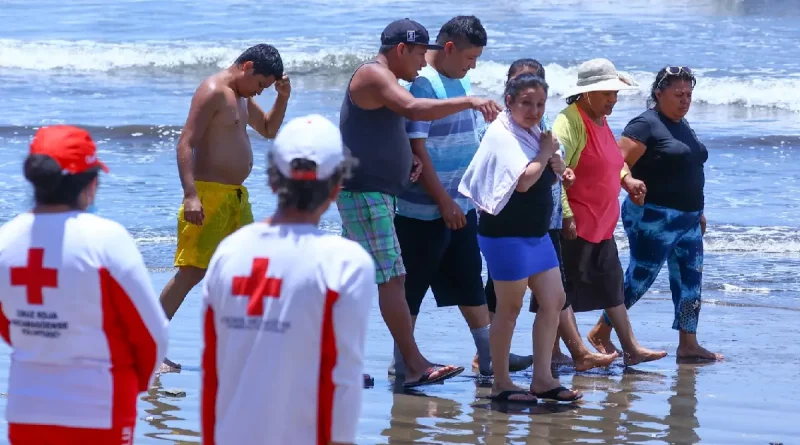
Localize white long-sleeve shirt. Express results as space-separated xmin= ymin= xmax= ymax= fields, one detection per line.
xmin=0 ymin=211 xmax=169 ymax=429
xmin=201 ymin=222 xmax=376 ymax=445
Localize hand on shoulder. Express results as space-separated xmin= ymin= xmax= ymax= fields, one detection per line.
xmin=469 ymin=96 xmax=502 ymax=123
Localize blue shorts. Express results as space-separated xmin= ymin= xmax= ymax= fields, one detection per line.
xmin=478 ymin=233 xmax=559 ymax=281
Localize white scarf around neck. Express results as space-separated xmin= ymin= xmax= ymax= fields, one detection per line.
xmin=458 ymin=110 xmax=542 ymax=216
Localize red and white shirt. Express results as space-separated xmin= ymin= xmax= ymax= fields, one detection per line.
xmin=0 ymin=211 xmax=169 ymax=429
xmin=201 ymin=222 xmax=376 ymax=445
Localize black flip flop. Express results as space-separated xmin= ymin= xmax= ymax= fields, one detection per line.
xmin=403 ymin=365 xmax=464 ymax=389
xmin=488 ymin=390 xmax=538 ymax=404
xmin=534 ymin=386 xmax=582 ymax=402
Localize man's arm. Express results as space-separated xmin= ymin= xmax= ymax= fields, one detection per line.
xmin=353 ymin=65 xmax=498 ymax=122
xmin=247 ymin=75 xmax=291 ymax=139
xmin=176 ymin=84 xmax=222 ymax=198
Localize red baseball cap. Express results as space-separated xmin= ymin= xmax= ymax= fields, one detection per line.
xmin=29 ymin=125 xmax=109 ymax=174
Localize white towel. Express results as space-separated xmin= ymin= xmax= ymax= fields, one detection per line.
xmin=458 ymin=111 xmax=542 ymax=216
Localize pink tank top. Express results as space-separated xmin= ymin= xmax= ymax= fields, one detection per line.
xmin=566 ymin=107 xmax=623 ymax=243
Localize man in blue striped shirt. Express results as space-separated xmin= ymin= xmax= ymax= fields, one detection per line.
xmin=391 ymin=15 xmax=532 ymax=377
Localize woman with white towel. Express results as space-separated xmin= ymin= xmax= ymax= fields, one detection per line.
xmin=459 ymin=73 xmax=581 ymax=403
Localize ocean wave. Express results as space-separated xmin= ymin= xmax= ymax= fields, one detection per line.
xmin=4 ymin=124 xmax=799 ymax=151
xmin=3 ymin=39 xmax=800 ymax=112
xmin=0 ymin=39 xmax=371 ymax=75
xmin=612 ymin=223 xmax=800 ymax=255
xmin=124 ymin=223 xmax=800 ymax=256
xmin=471 ymin=61 xmax=800 ymax=112
xmin=0 ymin=124 xmax=184 ymax=140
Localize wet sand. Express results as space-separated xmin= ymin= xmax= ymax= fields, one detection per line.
xmin=1 ymin=256 xmax=798 ymax=444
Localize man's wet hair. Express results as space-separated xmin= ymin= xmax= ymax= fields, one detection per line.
xmin=235 ymin=44 xmax=284 ymax=79
xmin=267 ymin=153 xmax=358 ymax=212
xmin=436 ymin=15 xmax=487 ymax=48
xmin=507 ymin=58 xmax=546 ymax=82
xmin=504 ymin=72 xmax=549 ymax=107
xmin=24 ymin=154 xmax=98 ymax=208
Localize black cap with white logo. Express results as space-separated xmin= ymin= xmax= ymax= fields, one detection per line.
xmin=380 ymin=18 xmax=443 ymax=49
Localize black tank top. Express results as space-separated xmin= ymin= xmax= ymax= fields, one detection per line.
xmin=339 ymin=61 xmax=413 ymax=196
xmin=478 ymin=166 xmax=555 ymax=238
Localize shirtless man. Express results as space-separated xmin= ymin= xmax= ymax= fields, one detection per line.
xmin=160 ymin=43 xmax=289 ymax=371
xmin=337 ymin=18 xmax=502 ymax=388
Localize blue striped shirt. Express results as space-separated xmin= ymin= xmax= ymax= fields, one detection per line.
xmin=396 ymin=66 xmax=480 ymax=220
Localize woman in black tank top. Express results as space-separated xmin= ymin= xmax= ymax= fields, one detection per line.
xmin=470 ymin=73 xmax=581 ymax=403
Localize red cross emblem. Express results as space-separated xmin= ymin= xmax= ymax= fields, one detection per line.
xmin=10 ymin=248 xmax=59 ymax=305
xmin=231 ymin=258 xmax=283 ymax=316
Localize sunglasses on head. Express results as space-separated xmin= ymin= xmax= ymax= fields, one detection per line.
xmin=658 ymin=66 xmax=696 ymax=88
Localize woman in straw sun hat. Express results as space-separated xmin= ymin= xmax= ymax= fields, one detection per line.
xmin=552 ymin=58 xmax=667 ymax=366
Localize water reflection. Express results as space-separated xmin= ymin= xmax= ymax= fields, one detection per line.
xmin=140 ymin=373 xmax=201 ymax=444
xmin=663 ymin=363 xmax=707 ymax=445
xmin=378 ymin=361 xmax=707 ymax=444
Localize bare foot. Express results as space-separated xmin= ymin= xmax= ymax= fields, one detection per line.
xmin=623 ymin=347 xmax=668 ymax=366
xmin=471 ymin=354 xmax=480 ymax=372
xmin=573 ymin=351 xmax=619 ymax=372
xmin=587 ymin=324 xmax=620 ymax=355
xmin=677 ymin=345 xmax=723 ymax=362
xmin=551 ymin=350 xmax=574 ymax=367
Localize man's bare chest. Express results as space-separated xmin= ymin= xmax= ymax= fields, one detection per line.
xmin=218 ymin=96 xmax=249 ymax=132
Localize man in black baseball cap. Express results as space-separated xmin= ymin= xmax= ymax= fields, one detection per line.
xmin=380 ymin=18 xmax=444 ymax=50
xmin=335 ymin=19 xmax=502 ymax=390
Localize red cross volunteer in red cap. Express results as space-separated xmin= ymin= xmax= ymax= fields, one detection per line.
xmin=29 ymin=124 xmax=109 ymax=174
xmin=0 ymin=125 xmax=168 ymax=444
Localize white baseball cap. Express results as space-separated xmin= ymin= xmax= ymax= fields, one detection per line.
xmin=271 ymin=114 xmax=346 ymax=181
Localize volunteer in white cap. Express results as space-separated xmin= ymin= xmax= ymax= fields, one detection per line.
xmin=0 ymin=125 xmax=169 ymax=443
xmin=200 ymin=114 xmax=376 ymax=445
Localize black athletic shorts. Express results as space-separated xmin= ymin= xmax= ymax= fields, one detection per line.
xmin=394 ymin=209 xmax=486 ymax=316
xmin=485 ymin=229 xmax=570 ymax=313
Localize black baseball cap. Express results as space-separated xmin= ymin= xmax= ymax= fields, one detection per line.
xmin=380 ymin=18 xmax=443 ymax=50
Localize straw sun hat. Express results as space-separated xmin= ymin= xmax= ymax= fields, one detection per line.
xmin=564 ymin=58 xmax=638 ymax=97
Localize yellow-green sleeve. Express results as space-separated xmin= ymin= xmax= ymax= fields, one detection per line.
xmin=552 ymin=104 xmax=586 ymax=219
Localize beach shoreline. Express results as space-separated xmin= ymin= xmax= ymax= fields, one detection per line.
xmin=4 ymin=268 xmax=793 ymax=444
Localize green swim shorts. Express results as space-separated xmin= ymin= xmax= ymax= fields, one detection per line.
xmin=336 ymin=191 xmax=406 ymax=285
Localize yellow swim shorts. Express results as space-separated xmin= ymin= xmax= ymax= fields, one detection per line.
xmin=174 ymin=180 xmax=254 ymax=269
